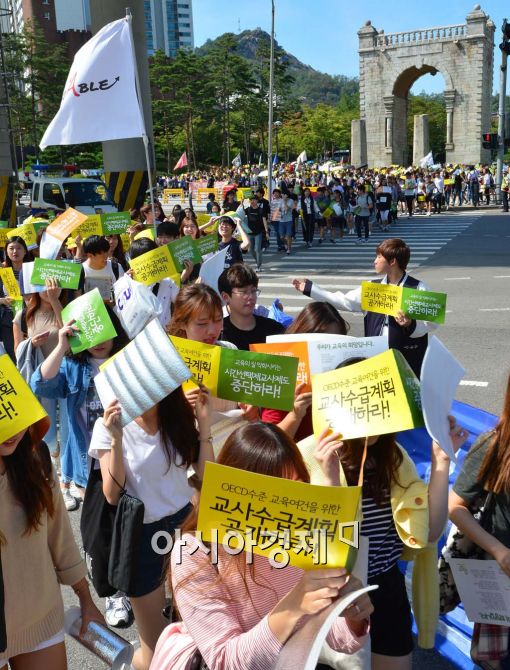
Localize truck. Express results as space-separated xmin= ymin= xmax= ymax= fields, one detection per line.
xmin=30 ymin=177 xmax=118 ymax=215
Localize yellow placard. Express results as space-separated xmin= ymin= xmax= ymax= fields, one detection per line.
xmin=0 ymin=268 xmax=21 ymax=299
xmin=128 ymin=244 xmax=179 ymax=285
xmin=6 ymin=223 xmax=37 ymax=249
xmin=0 ymin=354 xmax=48 ymax=442
xmin=134 ymin=228 xmax=155 ymax=242
xmin=197 ymin=461 xmax=361 ymax=570
xmin=46 ymin=207 xmax=88 ymax=242
xmin=312 ymin=349 xmax=423 ymax=440
xmin=0 ymin=229 xmax=9 ymax=248
xmin=74 ymin=214 xmax=103 ymax=240
xmin=360 ymin=281 xmax=401 ymax=317
xmin=170 ymin=335 xmax=222 ymax=391
xmin=120 ymin=233 xmax=131 ymax=250
xmin=444 ymin=178 xmax=454 ymax=185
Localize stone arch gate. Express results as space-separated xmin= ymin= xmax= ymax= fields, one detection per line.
xmin=352 ymin=5 xmax=495 ymax=167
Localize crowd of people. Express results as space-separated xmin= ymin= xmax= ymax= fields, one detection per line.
xmin=1 ymin=185 xmax=509 ymax=670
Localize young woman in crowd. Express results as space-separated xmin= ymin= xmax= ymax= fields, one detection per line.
xmin=150 ymin=422 xmax=373 ymax=670
xmin=0 ymin=236 xmax=29 ymax=360
xmin=89 ymin=377 xmax=213 ymax=670
xmin=13 ymin=278 xmax=66 ymax=480
xmin=261 ymin=302 xmax=350 ymax=441
xmin=0 ymin=416 xmax=102 ymax=669
xmin=105 ymin=234 xmax=128 ymax=272
xmin=221 ymin=189 xmax=240 ymax=214
xmin=300 ymin=187 xmax=319 ymax=248
xmin=449 ymin=370 xmax=510 ymax=666
xmin=312 ymin=400 xmax=468 ymax=670
xmin=217 ymin=216 xmax=244 ymax=269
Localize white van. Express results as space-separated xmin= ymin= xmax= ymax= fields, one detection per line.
xmin=30 ymin=178 xmax=118 ymax=215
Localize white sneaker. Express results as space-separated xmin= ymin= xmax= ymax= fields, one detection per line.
xmin=105 ymin=592 xmax=133 ymax=628
xmin=62 ymin=488 xmax=79 ymax=511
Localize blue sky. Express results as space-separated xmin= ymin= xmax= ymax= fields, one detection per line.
xmin=192 ymin=0 xmax=505 ymax=94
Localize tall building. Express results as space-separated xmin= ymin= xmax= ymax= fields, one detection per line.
xmin=144 ymin=0 xmax=194 ymax=57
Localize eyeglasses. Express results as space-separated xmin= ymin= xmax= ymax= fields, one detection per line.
xmin=232 ymin=289 xmax=261 ymax=298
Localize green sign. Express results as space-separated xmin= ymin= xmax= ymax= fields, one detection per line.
xmin=168 ymin=237 xmax=202 ymax=272
xmin=101 ymin=211 xmax=131 ymax=235
xmin=0 ymin=221 xmax=8 ymax=229
xmin=61 ymin=288 xmax=117 ymax=354
xmin=216 ymin=348 xmax=298 ymax=411
xmin=196 ymin=233 xmax=219 ymax=258
xmin=402 ymin=287 xmax=447 ymax=324
xmin=31 ymin=258 xmax=82 ymax=290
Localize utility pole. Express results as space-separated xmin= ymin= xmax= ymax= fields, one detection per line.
xmin=266 ymin=0 xmax=275 ymax=196
xmin=496 ymin=19 xmax=510 ymax=205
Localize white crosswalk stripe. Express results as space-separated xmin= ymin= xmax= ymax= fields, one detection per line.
xmin=252 ymin=212 xmax=480 ymax=315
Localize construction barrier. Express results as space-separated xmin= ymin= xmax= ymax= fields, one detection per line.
xmin=103 ymin=170 xmax=150 ymax=211
xmin=0 ymin=176 xmax=16 ymax=225
xmin=162 ymin=188 xmax=185 ymax=204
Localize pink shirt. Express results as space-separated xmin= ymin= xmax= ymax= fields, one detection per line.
xmin=150 ymin=534 xmax=367 ymax=670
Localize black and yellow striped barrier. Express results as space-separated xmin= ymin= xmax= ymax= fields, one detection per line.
xmin=0 ymin=176 xmax=16 ymax=225
xmin=103 ymin=170 xmax=154 ymax=211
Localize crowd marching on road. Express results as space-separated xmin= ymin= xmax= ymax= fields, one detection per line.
xmin=1 ymin=158 xmax=510 ymax=670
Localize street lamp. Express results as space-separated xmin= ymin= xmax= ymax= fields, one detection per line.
xmin=273 ymin=120 xmax=282 ymax=158
xmin=496 ymin=19 xmax=510 ymax=204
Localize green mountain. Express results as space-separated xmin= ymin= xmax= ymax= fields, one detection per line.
xmin=196 ymin=28 xmax=359 ymax=106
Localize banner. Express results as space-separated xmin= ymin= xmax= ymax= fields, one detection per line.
xmin=197 ymin=461 xmax=361 ymax=570
xmin=46 ymin=208 xmax=88 ymax=242
xmin=266 ymin=334 xmax=388 ymax=375
xmin=6 ymin=222 xmax=37 ymax=250
xmin=101 ymin=211 xmax=131 ymax=235
xmin=31 ymin=258 xmax=82 ymax=290
xmin=171 ymin=336 xmax=299 ymax=411
xmin=95 ymin=319 xmax=191 ymax=426
xmin=61 ymin=288 xmax=117 ymax=354
xmin=168 ymin=237 xmax=202 ymax=271
xmin=0 ymin=353 xmax=48 ymax=442
xmin=128 ymin=244 xmax=180 ymax=285
xmin=40 ymin=18 xmax=145 ymax=149
xmin=361 ymin=281 xmax=447 ymax=324
xmin=312 ymin=349 xmax=424 ymax=440
xmin=195 ymin=234 xmax=219 ymax=257
xmin=448 ymin=559 xmax=510 ymax=625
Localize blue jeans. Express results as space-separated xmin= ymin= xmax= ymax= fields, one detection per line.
xmin=270 ymin=221 xmax=284 ymax=249
xmin=248 ymin=233 xmax=263 ymax=268
xmin=40 ymin=395 xmax=69 ymax=455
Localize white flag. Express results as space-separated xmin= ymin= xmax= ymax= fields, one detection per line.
xmin=296 ymin=150 xmax=307 ymax=164
xmin=40 ymin=18 xmax=145 ymax=150
xmin=419 ymin=151 xmax=434 ymax=168
xmin=232 ymin=153 xmax=241 ymax=167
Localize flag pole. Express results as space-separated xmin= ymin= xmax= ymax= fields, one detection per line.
xmin=125 ymin=7 xmax=158 ymax=238
xmin=266 ymin=0 xmax=275 ymax=198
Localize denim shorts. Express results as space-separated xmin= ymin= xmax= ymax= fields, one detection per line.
xmin=126 ymin=503 xmax=193 ymax=598
xmin=279 ymin=220 xmax=293 ymax=237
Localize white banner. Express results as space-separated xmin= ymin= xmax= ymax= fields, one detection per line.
xmin=40 ymin=18 xmax=145 ymax=149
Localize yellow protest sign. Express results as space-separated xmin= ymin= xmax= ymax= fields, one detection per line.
xmin=0 ymin=354 xmax=48 ymax=442
xmin=6 ymin=222 xmax=37 ymax=250
xmin=0 ymin=229 xmax=8 ymax=248
xmin=120 ymin=233 xmax=131 ymax=250
xmin=197 ymin=461 xmax=361 ymax=570
xmin=312 ymin=349 xmax=424 ymax=440
xmin=361 ymin=281 xmax=401 ymax=317
xmin=134 ymin=228 xmax=155 ymax=241
xmin=170 ymin=335 xmax=222 ymax=391
xmin=46 ymin=207 xmax=88 ymax=242
xmin=129 ymin=244 xmax=179 ymax=284
xmin=0 ymin=268 xmax=21 ymax=299
xmin=74 ymin=214 xmax=103 ymax=240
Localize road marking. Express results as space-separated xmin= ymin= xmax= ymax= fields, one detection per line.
xmin=459 ymin=380 xmax=489 ymax=387
xmin=479 ymin=307 xmax=510 ymax=312
xmin=493 ymin=275 xmax=510 ymax=278
xmin=443 ymin=277 xmax=471 ymax=281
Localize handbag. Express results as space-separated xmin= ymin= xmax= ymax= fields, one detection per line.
xmin=438 ymin=491 xmax=494 ymax=614
xmin=107 ymin=470 xmax=145 ymax=595
xmin=80 ymin=460 xmax=118 ymax=597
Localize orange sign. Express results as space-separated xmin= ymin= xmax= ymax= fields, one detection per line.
xmin=46 ymin=207 xmax=88 ymax=242
xmin=250 ymin=341 xmax=311 ymax=390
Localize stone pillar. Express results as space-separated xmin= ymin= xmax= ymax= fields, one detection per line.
xmin=383 ymin=95 xmax=394 ymax=161
xmin=444 ymin=90 xmax=456 ymax=150
xmin=89 ymin=0 xmax=154 ymax=172
xmin=413 ymin=115 xmax=429 ymax=166
xmin=351 ymin=119 xmax=367 ymax=167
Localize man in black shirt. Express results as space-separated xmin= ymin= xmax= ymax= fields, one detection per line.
xmin=219 ymin=264 xmax=284 ymax=350
xmin=243 ymin=195 xmax=266 ymax=272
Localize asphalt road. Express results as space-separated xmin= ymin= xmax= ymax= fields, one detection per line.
xmin=59 ymin=206 xmax=510 ymax=669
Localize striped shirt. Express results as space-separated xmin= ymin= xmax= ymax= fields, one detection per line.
xmin=362 ymin=492 xmax=403 ymax=579
xmin=166 ymin=533 xmax=367 ymax=670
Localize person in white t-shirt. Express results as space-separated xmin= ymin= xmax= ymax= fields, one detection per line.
xmin=81 ymin=235 xmax=124 ymax=303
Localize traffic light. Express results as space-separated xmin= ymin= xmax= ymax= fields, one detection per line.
xmin=500 ymin=19 xmax=510 ymax=54
xmin=482 ymin=133 xmax=498 ymax=150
